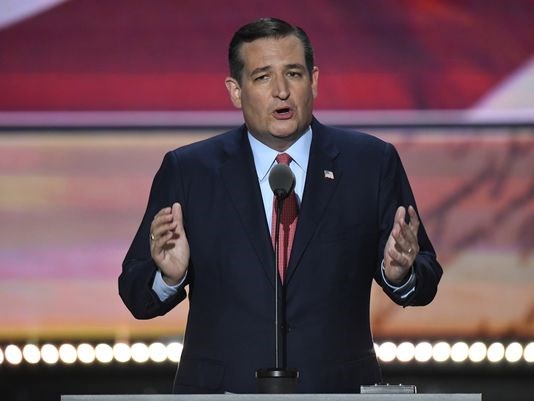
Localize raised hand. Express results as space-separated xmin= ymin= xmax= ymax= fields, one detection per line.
xmin=383 ymin=205 xmax=420 ymax=284
xmin=149 ymin=202 xmax=190 ymax=285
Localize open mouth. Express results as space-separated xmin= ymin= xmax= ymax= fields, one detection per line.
xmin=273 ymin=107 xmax=293 ymax=119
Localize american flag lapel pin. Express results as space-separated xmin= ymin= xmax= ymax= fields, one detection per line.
xmin=324 ymin=170 xmax=334 ymax=180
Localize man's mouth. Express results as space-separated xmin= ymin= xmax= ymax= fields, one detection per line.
xmin=272 ymin=107 xmax=294 ymax=120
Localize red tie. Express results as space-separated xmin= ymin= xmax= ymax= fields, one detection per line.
xmin=271 ymin=153 xmax=298 ymax=283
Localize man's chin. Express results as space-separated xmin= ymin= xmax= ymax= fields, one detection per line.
xmin=268 ymin=123 xmax=303 ymax=140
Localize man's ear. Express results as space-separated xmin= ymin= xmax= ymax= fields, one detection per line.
xmin=225 ymin=77 xmax=242 ymax=109
xmin=311 ymin=66 xmax=319 ymax=99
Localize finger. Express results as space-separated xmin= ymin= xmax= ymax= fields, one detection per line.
xmin=152 ymin=220 xmax=178 ymax=239
xmin=153 ymin=206 xmax=172 ymax=219
xmin=171 ymin=203 xmax=186 ymax=233
xmin=392 ymin=222 xmax=411 ymax=252
xmin=387 ymin=245 xmax=412 ymax=270
xmin=394 ymin=206 xmax=406 ymax=226
xmin=392 ymin=225 xmax=419 ymax=262
xmin=407 ymin=205 xmax=420 ymax=236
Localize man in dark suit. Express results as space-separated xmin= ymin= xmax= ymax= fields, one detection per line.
xmin=119 ymin=17 xmax=442 ymax=394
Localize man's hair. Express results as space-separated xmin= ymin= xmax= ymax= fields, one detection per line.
xmin=228 ymin=17 xmax=315 ymax=83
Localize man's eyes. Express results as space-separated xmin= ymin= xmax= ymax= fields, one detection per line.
xmin=252 ymin=71 xmax=303 ymax=81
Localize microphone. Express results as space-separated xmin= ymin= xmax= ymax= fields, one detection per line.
xmin=255 ymin=162 xmax=299 ymax=393
xmin=269 ymin=163 xmax=295 ymax=200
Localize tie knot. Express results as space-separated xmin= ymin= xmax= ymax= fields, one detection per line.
xmin=276 ymin=153 xmax=292 ymax=166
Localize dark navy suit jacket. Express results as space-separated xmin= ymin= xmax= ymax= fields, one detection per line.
xmin=119 ymin=118 xmax=442 ymax=393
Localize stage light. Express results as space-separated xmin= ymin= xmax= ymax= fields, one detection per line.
xmin=524 ymin=342 xmax=534 ymax=363
xmin=450 ymin=342 xmax=469 ymax=363
xmin=0 ymin=348 xmax=3 ymax=364
xmin=148 ymin=342 xmax=167 ymax=363
xmin=505 ymin=342 xmax=523 ymax=363
xmin=5 ymin=339 xmax=534 ymax=366
xmin=396 ymin=341 xmax=415 ymax=362
xmin=378 ymin=342 xmax=396 ymax=362
xmin=59 ymin=344 xmax=77 ymax=364
xmin=5 ymin=345 xmax=22 ymax=365
xmin=432 ymin=341 xmax=450 ymax=362
xmin=487 ymin=342 xmax=505 ymax=363
xmin=468 ymin=342 xmax=486 ymax=363
xmin=95 ymin=343 xmax=113 ymax=364
xmin=167 ymin=342 xmax=183 ymax=363
xmin=414 ymin=342 xmax=433 ymax=362
xmin=131 ymin=342 xmax=150 ymax=363
xmin=77 ymin=343 xmax=96 ymax=364
xmin=22 ymin=344 xmax=41 ymax=364
xmin=113 ymin=342 xmax=131 ymax=363
xmin=41 ymin=344 xmax=59 ymax=364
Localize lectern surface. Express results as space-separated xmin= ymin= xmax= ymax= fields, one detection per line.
xmin=62 ymin=394 xmax=481 ymax=401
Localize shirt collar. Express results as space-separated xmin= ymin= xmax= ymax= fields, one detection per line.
xmin=248 ymin=127 xmax=312 ymax=181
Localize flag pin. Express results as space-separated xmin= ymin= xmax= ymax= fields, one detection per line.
xmin=324 ymin=170 xmax=334 ymax=180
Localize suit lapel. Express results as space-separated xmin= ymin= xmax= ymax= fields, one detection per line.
xmin=285 ymin=120 xmax=341 ymax=283
xmin=219 ymin=127 xmax=276 ymax=287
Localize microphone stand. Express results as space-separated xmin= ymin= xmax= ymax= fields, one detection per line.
xmin=273 ymin=194 xmax=283 ymax=369
xmin=255 ymin=191 xmax=299 ymax=393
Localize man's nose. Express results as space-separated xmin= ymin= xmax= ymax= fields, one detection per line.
xmin=272 ymin=75 xmax=289 ymax=100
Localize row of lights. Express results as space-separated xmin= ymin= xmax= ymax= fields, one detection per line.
xmin=0 ymin=342 xmax=183 ymax=365
xmin=375 ymin=341 xmax=534 ymax=364
xmin=1 ymin=341 xmax=533 ymax=366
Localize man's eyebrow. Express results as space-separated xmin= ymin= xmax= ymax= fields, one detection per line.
xmin=250 ymin=66 xmax=272 ymax=76
xmin=286 ymin=63 xmax=306 ymax=70
xmin=249 ymin=63 xmax=306 ymax=76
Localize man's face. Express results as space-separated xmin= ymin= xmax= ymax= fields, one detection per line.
xmin=225 ymin=35 xmax=319 ymax=151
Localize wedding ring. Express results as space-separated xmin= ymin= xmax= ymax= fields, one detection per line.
xmin=150 ymin=233 xmax=156 ymax=241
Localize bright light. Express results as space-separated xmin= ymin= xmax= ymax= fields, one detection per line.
xmin=432 ymin=342 xmax=450 ymax=362
xmin=77 ymin=343 xmax=95 ymax=364
xmin=414 ymin=342 xmax=433 ymax=362
xmin=5 ymin=345 xmax=23 ymax=365
xmin=487 ymin=342 xmax=505 ymax=363
xmin=505 ymin=342 xmax=523 ymax=363
xmin=113 ymin=343 xmax=131 ymax=363
xmin=131 ymin=342 xmax=150 ymax=363
xmin=524 ymin=342 xmax=534 ymax=363
xmin=167 ymin=342 xmax=183 ymax=363
xmin=59 ymin=344 xmax=77 ymax=364
xmin=468 ymin=342 xmax=486 ymax=363
xmin=7 ymin=339 xmax=533 ymax=365
xmin=41 ymin=344 xmax=59 ymax=364
xmin=148 ymin=342 xmax=167 ymax=363
xmin=0 ymin=347 xmax=3 ymax=364
xmin=95 ymin=343 xmax=113 ymax=363
xmin=22 ymin=344 xmax=41 ymax=364
xmin=396 ymin=342 xmax=415 ymax=362
xmin=450 ymin=342 xmax=469 ymax=363
xmin=378 ymin=342 xmax=397 ymax=362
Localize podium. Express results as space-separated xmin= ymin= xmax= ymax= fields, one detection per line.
xmin=62 ymin=395 xmax=481 ymax=401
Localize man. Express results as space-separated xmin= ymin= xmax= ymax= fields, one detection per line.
xmin=119 ymin=17 xmax=442 ymax=394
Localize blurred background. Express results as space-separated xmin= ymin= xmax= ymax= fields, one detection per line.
xmin=0 ymin=1 xmax=533 ymax=400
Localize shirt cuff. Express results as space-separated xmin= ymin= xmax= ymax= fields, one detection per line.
xmin=152 ymin=269 xmax=187 ymax=302
xmin=381 ymin=260 xmax=416 ymax=300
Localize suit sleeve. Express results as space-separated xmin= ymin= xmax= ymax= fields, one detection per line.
xmin=375 ymin=142 xmax=442 ymax=307
xmin=118 ymin=151 xmax=188 ymax=319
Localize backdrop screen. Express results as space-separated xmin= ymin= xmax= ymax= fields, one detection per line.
xmin=0 ymin=127 xmax=532 ymax=341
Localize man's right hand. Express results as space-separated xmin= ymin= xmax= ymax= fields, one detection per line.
xmin=150 ymin=202 xmax=190 ymax=286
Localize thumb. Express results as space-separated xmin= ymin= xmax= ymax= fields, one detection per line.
xmin=171 ymin=202 xmax=184 ymax=232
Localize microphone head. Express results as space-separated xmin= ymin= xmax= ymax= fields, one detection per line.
xmin=269 ymin=163 xmax=296 ymax=199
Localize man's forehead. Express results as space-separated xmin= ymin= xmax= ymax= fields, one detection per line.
xmin=240 ymin=36 xmax=306 ymax=69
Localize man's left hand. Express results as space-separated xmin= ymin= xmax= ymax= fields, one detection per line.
xmin=383 ymin=205 xmax=420 ymax=284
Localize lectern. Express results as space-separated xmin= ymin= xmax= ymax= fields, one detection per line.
xmin=62 ymin=394 xmax=481 ymax=401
